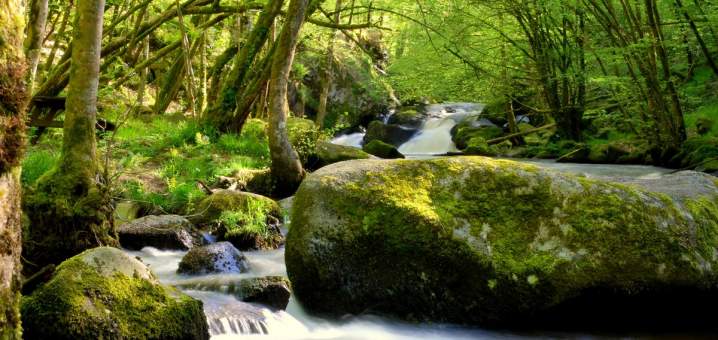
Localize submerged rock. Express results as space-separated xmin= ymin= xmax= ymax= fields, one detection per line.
xmin=118 ymin=214 xmax=203 ymax=250
xmin=363 ymin=140 xmax=405 ymax=159
xmin=21 ymin=247 xmax=209 ymax=339
xmin=178 ymin=242 xmax=250 ymax=275
xmin=286 ymin=157 xmax=718 ymax=328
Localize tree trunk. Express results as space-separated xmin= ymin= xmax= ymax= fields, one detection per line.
xmin=24 ymin=0 xmax=50 ymax=94
xmin=205 ymin=0 xmax=283 ymax=132
xmin=268 ymin=0 xmax=309 ymax=196
xmin=0 ymin=1 xmax=27 ymax=338
xmin=316 ymin=0 xmax=343 ymax=129
xmin=24 ymin=0 xmax=117 ymax=273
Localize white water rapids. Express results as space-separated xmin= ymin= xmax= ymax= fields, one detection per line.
xmin=128 ymin=153 xmax=674 ymax=340
xmin=332 ymin=103 xmax=485 ymax=155
xmin=126 ymin=104 xmax=677 ymax=338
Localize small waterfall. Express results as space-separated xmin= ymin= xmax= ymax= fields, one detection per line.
xmin=331 ymin=132 xmax=365 ymax=148
xmin=191 ymin=291 xmax=307 ymax=337
xmin=398 ymin=103 xmax=484 ymax=156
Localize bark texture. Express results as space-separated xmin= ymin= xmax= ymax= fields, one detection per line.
xmin=24 ymin=0 xmax=49 ymax=93
xmin=268 ymin=0 xmax=309 ymax=196
xmin=0 ymin=0 xmax=28 ymax=338
xmin=24 ymin=0 xmax=117 ymax=273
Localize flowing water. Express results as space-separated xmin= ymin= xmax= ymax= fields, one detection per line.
xmin=128 ymin=105 xmax=696 ymax=338
xmin=127 ymin=161 xmax=684 ymax=340
xmin=398 ymin=103 xmax=484 ymax=156
xmin=331 ymin=103 xmax=484 ymax=154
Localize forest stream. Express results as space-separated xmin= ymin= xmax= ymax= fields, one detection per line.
xmin=127 ymin=159 xmax=676 ymax=340
xmin=126 ymin=104 xmax=685 ymax=339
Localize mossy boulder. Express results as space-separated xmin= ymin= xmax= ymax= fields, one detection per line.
xmin=287 ymin=158 xmax=718 ymax=327
xmin=451 ymin=120 xmax=503 ymax=150
xmin=363 ymin=120 xmax=417 ymax=147
xmin=387 ymin=108 xmax=427 ymax=127
xmin=177 ymin=242 xmax=249 ymax=275
xmin=312 ymin=140 xmax=371 ymax=169
xmin=463 ymin=137 xmax=497 ymax=156
xmin=193 ymin=190 xmax=283 ymax=250
xmin=363 ymin=140 xmax=405 ymax=159
xmin=21 ymin=247 xmax=209 ymax=339
xmin=118 ymin=215 xmax=203 ymax=250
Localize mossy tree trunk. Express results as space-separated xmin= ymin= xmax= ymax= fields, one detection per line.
xmin=0 ymin=1 xmax=28 ymax=338
xmin=24 ymin=0 xmax=117 ymax=273
xmin=268 ymin=0 xmax=310 ymax=196
xmin=204 ymin=0 xmax=284 ymax=133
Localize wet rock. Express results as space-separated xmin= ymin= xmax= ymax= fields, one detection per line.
xmin=311 ymin=140 xmax=371 ymax=170
xmin=287 ymin=157 xmax=718 ymax=328
xmin=119 ymin=214 xmax=203 ymax=250
xmin=21 ymin=247 xmax=209 ymax=340
xmin=235 ymin=277 xmax=292 ymax=311
xmin=363 ymin=120 xmax=417 ymax=147
xmin=387 ymin=107 xmax=428 ymax=128
xmin=363 ymin=140 xmax=405 ymax=159
xmin=177 ymin=242 xmax=250 ymax=275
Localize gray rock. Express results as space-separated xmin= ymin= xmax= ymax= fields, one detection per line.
xmin=177 ymin=242 xmax=250 ymax=275
xmin=235 ymin=276 xmax=292 ymax=311
xmin=287 ymin=157 xmax=718 ymax=327
xmin=119 ymin=214 xmax=203 ymax=250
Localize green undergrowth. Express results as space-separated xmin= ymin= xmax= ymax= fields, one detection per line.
xmin=23 ymin=115 xmax=272 ymax=215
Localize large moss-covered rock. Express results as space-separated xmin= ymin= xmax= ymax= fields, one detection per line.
xmin=363 ymin=140 xmax=405 ymax=159
xmin=286 ymin=158 xmax=718 ymax=327
xmin=193 ymin=190 xmax=283 ymax=250
xmin=21 ymin=247 xmax=209 ymax=339
xmin=312 ymin=140 xmax=371 ymax=169
xmin=119 ymin=215 xmax=203 ymax=250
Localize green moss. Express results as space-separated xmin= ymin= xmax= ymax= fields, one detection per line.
xmin=193 ymin=190 xmax=283 ymax=250
xmin=287 ymin=118 xmax=326 ymax=165
xmin=315 ymin=140 xmax=371 ymax=166
xmin=463 ymin=137 xmax=496 ymax=156
xmin=363 ymin=140 xmax=405 ymax=159
xmin=453 ymin=124 xmax=504 ymax=150
xmin=287 ymin=157 xmax=718 ymax=325
xmin=23 ymin=166 xmax=118 ymax=272
xmin=21 ymin=248 xmax=208 ymax=339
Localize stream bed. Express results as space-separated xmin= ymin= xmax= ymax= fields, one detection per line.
xmin=127 ymin=159 xmax=707 ymax=340
xmin=130 ymin=103 xmax=701 ymax=338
